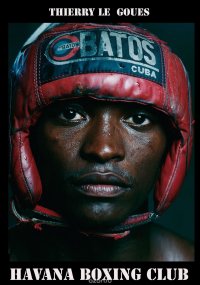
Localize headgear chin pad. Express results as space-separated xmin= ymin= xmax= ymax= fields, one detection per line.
xmin=10 ymin=23 xmax=193 ymax=221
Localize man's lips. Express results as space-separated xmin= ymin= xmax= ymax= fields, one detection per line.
xmin=77 ymin=184 xmax=125 ymax=197
xmin=73 ymin=172 xmax=132 ymax=198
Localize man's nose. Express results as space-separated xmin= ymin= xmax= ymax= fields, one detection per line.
xmin=80 ymin=115 xmax=125 ymax=163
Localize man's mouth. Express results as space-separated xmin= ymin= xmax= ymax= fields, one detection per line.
xmin=73 ymin=172 xmax=132 ymax=198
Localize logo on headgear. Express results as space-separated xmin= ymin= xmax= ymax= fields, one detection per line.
xmin=42 ymin=29 xmax=165 ymax=86
xmin=47 ymin=34 xmax=80 ymax=62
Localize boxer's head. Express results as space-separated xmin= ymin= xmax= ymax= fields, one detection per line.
xmin=10 ymin=23 xmax=193 ymax=237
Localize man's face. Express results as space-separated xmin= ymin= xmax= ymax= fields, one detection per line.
xmin=31 ymin=97 xmax=167 ymax=231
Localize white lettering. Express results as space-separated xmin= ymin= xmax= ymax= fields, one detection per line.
xmin=122 ymin=8 xmax=131 ymax=16
xmin=49 ymin=8 xmax=95 ymax=16
xmin=151 ymin=71 xmax=156 ymax=78
xmin=23 ymin=269 xmax=33 ymax=280
xmin=49 ymin=8 xmax=55 ymax=16
xmin=56 ymin=8 xmax=63 ymax=16
xmin=63 ymin=268 xmax=74 ymax=280
xmin=101 ymin=268 xmax=112 ymax=281
xmin=57 ymin=42 xmax=79 ymax=51
xmin=80 ymin=32 xmax=97 ymax=57
xmin=119 ymin=268 xmax=130 ymax=280
xmin=98 ymin=31 xmax=114 ymax=56
xmin=144 ymin=8 xmax=150 ymax=16
xmin=91 ymin=268 xmax=102 ymax=280
xmin=116 ymin=8 xmax=150 ymax=16
xmin=179 ymin=268 xmax=189 ymax=280
xmin=52 ymin=268 xmax=63 ymax=280
xmin=10 ymin=268 xmax=22 ymax=280
xmin=113 ymin=268 xmax=119 ymax=280
xmin=128 ymin=36 xmax=143 ymax=61
xmin=32 ymin=268 xmax=43 ymax=280
xmin=88 ymin=8 xmax=95 ymax=16
xmin=142 ymin=40 xmax=156 ymax=65
xmin=41 ymin=269 xmax=52 ymax=280
xmin=116 ymin=8 xmax=123 ymax=16
xmin=110 ymin=32 xmax=127 ymax=57
xmin=131 ymin=65 xmax=137 ymax=72
xmin=138 ymin=66 xmax=144 ymax=74
xmin=147 ymin=268 xmax=189 ymax=281
xmin=147 ymin=268 xmax=156 ymax=280
xmin=98 ymin=8 xmax=110 ymax=16
xmin=131 ymin=65 xmax=157 ymax=79
xmin=131 ymin=268 xmax=141 ymax=280
xmin=80 ymin=268 xmax=91 ymax=280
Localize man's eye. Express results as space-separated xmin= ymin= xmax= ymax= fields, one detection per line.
xmin=123 ymin=114 xmax=151 ymax=127
xmin=59 ymin=108 xmax=85 ymax=122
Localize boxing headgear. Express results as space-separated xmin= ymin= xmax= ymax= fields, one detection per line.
xmin=10 ymin=23 xmax=193 ymax=236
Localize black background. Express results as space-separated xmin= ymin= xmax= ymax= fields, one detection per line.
xmin=8 ymin=22 xmax=195 ymax=242
xmin=3 ymin=5 xmax=199 ymax=283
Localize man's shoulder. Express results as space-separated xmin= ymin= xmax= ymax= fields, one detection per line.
xmin=149 ymin=223 xmax=194 ymax=261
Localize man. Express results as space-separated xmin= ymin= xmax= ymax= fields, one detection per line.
xmin=9 ymin=23 xmax=194 ymax=261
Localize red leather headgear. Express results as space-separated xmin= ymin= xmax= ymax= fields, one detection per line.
xmin=10 ymin=23 xmax=193 ymax=235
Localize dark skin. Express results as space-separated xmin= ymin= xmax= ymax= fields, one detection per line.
xmin=9 ymin=97 xmax=194 ymax=261
xmin=9 ymin=223 xmax=194 ymax=261
xmin=32 ymin=98 xmax=167 ymax=230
